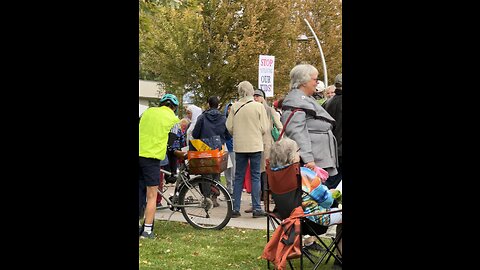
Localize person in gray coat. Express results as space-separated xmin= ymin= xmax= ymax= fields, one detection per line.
xmin=281 ymin=64 xmax=339 ymax=179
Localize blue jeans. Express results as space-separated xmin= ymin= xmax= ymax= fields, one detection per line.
xmin=233 ymin=152 xmax=262 ymax=212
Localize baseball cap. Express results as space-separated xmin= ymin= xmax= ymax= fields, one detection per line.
xmin=334 ymin=74 xmax=342 ymax=89
xmin=254 ymin=89 xmax=265 ymax=99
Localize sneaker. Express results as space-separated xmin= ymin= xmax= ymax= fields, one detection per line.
xmin=140 ymin=231 xmax=154 ymax=239
xmin=231 ymin=210 xmax=241 ymax=218
xmin=304 ymin=241 xmax=325 ymax=252
xmin=252 ymin=210 xmax=267 ymax=218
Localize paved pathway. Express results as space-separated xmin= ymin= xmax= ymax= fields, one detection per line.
xmin=155 ymin=187 xmax=268 ymax=229
xmin=154 ymin=186 xmax=336 ymax=237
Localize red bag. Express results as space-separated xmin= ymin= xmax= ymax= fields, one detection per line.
xmin=262 ymin=207 xmax=303 ymax=270
xmin=243 ymin=161 xmax=251 ymax=193
xmin=156 ymin=171 xmax=164 ymax=205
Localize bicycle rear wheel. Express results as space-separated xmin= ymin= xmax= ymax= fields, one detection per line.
xmin=178 ymin=176 xmax=232 ymax=229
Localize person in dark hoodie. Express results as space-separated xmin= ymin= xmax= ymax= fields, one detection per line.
xmin=192 ymin=96 xmax=232 ymax=206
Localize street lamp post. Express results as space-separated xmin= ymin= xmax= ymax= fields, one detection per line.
xmin=297 ymin=18 xmax=328 ymax=86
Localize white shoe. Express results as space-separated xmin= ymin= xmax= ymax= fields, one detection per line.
xmin=249 ymin=201 xmax=264 ymax=206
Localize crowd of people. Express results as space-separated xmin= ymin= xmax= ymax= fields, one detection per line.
xmin=139 ymin=63 xmax=343 ymax=266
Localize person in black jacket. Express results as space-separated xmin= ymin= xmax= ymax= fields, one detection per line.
xmin=192 ymin=96 xmax=232 ymax=206
xmin=322 ymin=73 xmax=342 ymax=189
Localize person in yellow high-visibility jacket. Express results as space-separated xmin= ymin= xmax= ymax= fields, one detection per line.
xmin=139 ymin=94 xmax=179 ymax=239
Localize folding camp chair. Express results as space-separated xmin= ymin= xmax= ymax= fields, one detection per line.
xmin=263 ymin=161 xmax=342 ymax=270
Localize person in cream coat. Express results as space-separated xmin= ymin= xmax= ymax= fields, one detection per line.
xmin=226 ymin=81 xmax=269 ymax=218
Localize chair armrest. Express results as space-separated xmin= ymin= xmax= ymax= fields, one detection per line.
xmin=303 ymin=208 xmax=342 ymax=218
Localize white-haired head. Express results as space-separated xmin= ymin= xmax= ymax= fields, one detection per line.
xmin=289 ymin=64 xmax=318 ymax=90
xmin=237 ymin=81 xmax=254 ymax=97
xmin=270 ymin=137 xmax=299 ymax=168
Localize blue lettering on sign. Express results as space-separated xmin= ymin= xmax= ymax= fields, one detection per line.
xmin=261 ymin=76 xmax=271 ymax=83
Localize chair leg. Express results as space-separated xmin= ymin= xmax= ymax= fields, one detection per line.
xmin=302 ymin=247 xmax=319 ymax=264
xmin=288 ymin=260 xmax=295 ymax=269
xmin=312 ymin=236 xmax=343 ymax=269
xmin=300 ymin=234 xmax=303 ymax=269
xmin=325 ymin=233 xmax=342 ymax=265
xmin=301 ymin=220 xmax=343 ymax=270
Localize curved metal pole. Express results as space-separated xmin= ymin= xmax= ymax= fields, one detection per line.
xmin=303 ymin=18 xmax=328 ymax=86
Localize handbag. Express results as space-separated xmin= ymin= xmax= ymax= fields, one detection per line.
xmin=271 ymin=114 xmax=280 ymax=141
xmin=278 ymin=109 xmax=303 ymax=140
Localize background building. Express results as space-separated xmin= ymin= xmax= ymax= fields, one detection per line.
xmin=139 ymin=80 xmax=164 ymax=106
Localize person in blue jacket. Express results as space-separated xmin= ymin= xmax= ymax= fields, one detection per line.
xmin=192 ymin=96 xmax=232 ymax=206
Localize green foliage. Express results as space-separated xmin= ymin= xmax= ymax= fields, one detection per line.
xmin=140 ymin=0 xmax=342 ymax=107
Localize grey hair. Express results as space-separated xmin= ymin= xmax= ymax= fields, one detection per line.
xmin=237 ymin=81 xmax=254 ymax=97
xmin=269 ymin=137 xmax=299 ymax=168
xmin=263 ymin=100 xmax=272 ymax=119
xmin=289 ymin=64 xmax=318 ymax=89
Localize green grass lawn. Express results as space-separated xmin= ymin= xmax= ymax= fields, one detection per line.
xmin=220 ymin=175 xmax=227 ymax=186
xmin=139 ymin=220 xmax=337 ymax=269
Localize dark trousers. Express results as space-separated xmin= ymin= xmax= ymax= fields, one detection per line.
xmin=165 ymin=150 xmax=178 ymax=176
xmin=325 ymin=158 xmax=342 ymax=189
xmin=200 ymin=173 xmax=220 ymax=197
xmin=260 ymin=171 xmax=267 ymax=201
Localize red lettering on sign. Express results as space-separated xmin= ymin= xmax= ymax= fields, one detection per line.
xmin=261 ymin=58 xmax=273 ymax=67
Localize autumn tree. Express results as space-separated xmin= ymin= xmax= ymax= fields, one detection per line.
xmin=291 ymin=0 xmax=342 ymax=87
xmin=140 ymin=0 xmax=342 ymax=107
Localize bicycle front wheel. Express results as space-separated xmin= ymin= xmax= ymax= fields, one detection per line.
xmin=178 ymin=176 xmax=232 ymax=229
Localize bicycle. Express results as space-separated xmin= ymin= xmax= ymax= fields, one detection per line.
xmin=156 ymin=151 xmax=233 ymax=230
